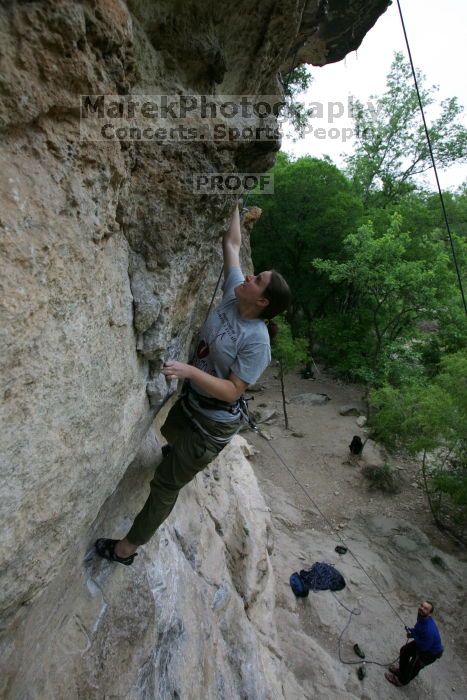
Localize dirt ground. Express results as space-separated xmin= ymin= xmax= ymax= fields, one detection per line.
xmin=246 ymin=364 xmax=465 ymax=559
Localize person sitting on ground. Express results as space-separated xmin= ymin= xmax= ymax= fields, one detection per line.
xmin=95 ymin=203 xmax=291 ymax=565
xmin=385 ymin=600 xmax=444 ymax=687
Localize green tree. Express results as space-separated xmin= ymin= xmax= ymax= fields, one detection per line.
xmin=347 ymin=51 xmax=467 ymax=205
xmin=348 ymin=187 xmax=467 ymax=376
xmin=312 ymin=213 xmax=457 ymax=385
xmin=364 ymin=188 xmax=467 ymax=253
xmin=271 ymin=317 xmax=307 ymax=429
xmin=370 ymin=350 xmax=467 ymax=540
xmin=251 ymin=155 xmax=363 ymax=339
xmin=282 ymin=65 xmax=315 ymax=139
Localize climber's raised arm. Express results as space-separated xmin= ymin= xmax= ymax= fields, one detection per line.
xmin=222 ymin=203 xmax=241 ymax=278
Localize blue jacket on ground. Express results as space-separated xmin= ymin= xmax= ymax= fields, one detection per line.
xmin=408 ymin=616 xmax=443 ymax=655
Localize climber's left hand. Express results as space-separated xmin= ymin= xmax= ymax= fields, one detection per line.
xmin=161 ymin=360 xmax=193 ymax=381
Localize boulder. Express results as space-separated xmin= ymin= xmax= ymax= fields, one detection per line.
xmin=291 ymin=393 xmax=331 ymax=406
xmin=339 ymin=404 xmax=361 ymax=416
xmin=360 ymin=438 xmax=388 ymax=468
xmin=251 ymin=406 xmax=278 ymax=424
xmin=248 ymin=383 xmax=266 ymax=392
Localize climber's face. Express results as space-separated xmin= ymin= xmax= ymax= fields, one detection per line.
xmin=418 ymin=601 xmax=433 ymax=618
xmin=235 ymin=271 xmax=272 ymax=310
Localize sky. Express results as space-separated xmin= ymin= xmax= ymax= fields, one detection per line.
xmin=282 ymin=0 xmax=467 ymax=191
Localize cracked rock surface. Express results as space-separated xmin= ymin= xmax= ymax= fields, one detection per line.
xmin=2 ymin=437 xmax=304 ymax=699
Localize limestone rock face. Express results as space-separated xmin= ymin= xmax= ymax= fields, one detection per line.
xmin=1 ymin=437 xmax=303 ymax=699
xmin=0 ymin=0 xmax=390 ymax=695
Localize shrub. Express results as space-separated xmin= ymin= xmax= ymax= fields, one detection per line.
xmin=362 ymin=463 xmax=401 ymax=494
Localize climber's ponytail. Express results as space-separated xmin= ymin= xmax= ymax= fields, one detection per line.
xmin=265 ymin=319 xmax=279 ymax=343
xmin=259 ymin=270 xmax=291 ymax=344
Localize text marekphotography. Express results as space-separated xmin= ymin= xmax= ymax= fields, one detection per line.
xmin=80 ymin=93 xmax=377 ymax=143
xmin=80 ymin=95 xmax=285 ymax=142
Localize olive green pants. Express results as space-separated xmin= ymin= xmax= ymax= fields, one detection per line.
xmin=127 ymin=398 xmax=241 ymax=545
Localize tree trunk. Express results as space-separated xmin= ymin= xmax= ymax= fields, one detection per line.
xmin=279 ymin=359 xmax=289 ymax=430
xmin=421 ymin=449 xmax=439 ymax=525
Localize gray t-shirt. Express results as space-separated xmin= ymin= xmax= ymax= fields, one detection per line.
xmin=188 ymin=266 xmax=271 ymax=422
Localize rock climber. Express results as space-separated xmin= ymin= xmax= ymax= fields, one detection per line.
xmin=385 ymin=600 xmax=444 ymax=687
xmin=95 ymin=203 xmax=291 ymax=565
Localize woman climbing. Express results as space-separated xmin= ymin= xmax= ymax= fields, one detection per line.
xmin=95 ymin=203 xmax=291 ymax=565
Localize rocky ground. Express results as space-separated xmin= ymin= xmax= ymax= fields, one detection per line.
xmin=243 ymin=364 xmax=467 ymax=699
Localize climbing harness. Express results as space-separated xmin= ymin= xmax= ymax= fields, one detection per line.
xmin=179 ymin=389 xmax=241 ymax=448
xmin=180 ymin=397 xmax=240 ymax=448
xmin=179 ymin=384 xmax=257 ymax=448
xmin=184 ymin=382 xmax=241 ymax=417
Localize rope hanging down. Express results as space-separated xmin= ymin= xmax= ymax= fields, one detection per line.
xmin=396 ymin=0 xmax=467 ymax=316
xmin=264 ymin=436 xmax=408 ymax=628
xmin=262 ymin=436 xmax=407 ymax=667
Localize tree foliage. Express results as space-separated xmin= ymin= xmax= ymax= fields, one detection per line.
xmin=346 ymin=52 xmax=467 ymax=204
xmin=248 ymin=49 xmax=467 ymax=538
xmin=251 ymin=155 xmax=363 ymax=337
xmin=369 ymin=351 xmax=467 ymax=537
xmin=312 ymin=214 xmax=458 ymax=385
xmin=282 ymin=65 xmax=315 ymax=139
xmin=370 ymin=351 xmax=467 ymax=454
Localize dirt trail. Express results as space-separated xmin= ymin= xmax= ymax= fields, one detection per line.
xmin=246 ymin=364 xmax=464 ymax=556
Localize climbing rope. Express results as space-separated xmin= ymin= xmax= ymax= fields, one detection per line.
xmin=257 ymin=432 xmax=409 ymax=667
xmin=396 ymin=0 xmax=467 ymax=316
xmin=264 ymin=436 xmax=407 ymax=625
xmin=332 ymin=592 xmax=401 ymax=667
xmin=203 ymin=267 xmax=224 ymax=323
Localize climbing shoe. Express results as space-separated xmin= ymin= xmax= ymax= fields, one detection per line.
xmin=95 ymin=538 xmax=137 ymax=566
xmin=357 ymin=665 xmax=366 ymax=681
xmin=353 ymin=643 xmax=365 ymax=659
xmin=385 ymin=671 xmax=402 ymax=687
